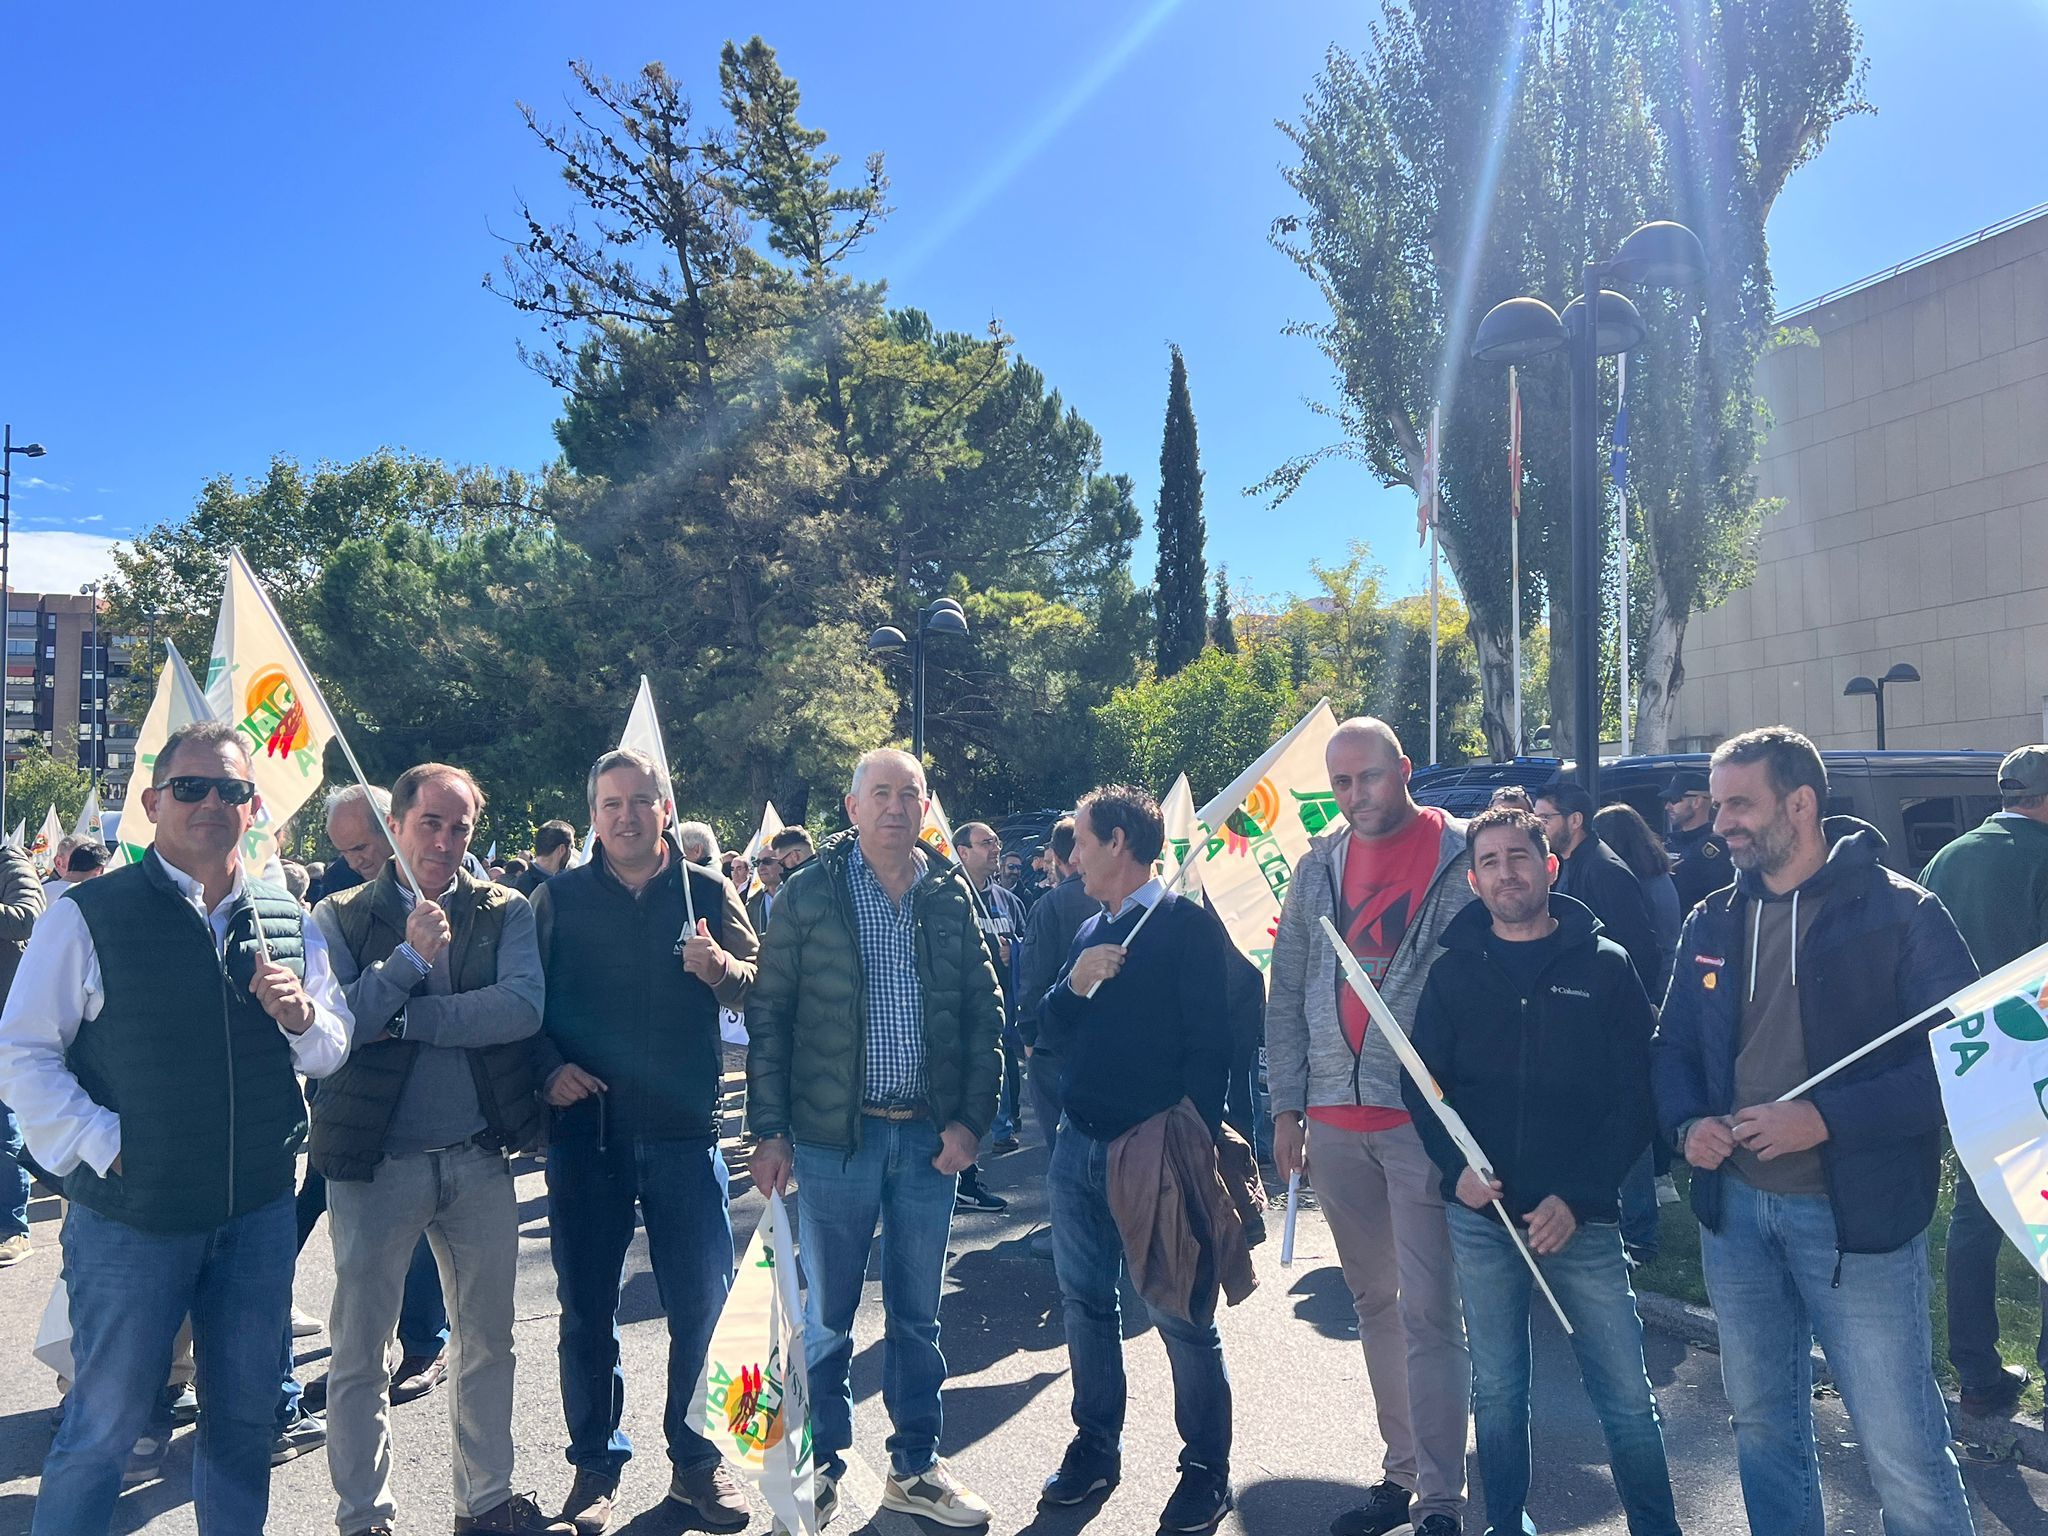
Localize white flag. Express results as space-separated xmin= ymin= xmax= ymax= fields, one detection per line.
xmin=1160 ymin=772 xmax=1204 ymax=895
xmin=114 ymin=643 xmax=216 ymax=867
xmin=204 ymin=550 xmax=338 ymax=868
xmin=1193 ymin=699 xmax=1341 ymax=972
xmin=70 ymin=789 xmax=103 ymax=846
xmin=7 ymin=818 xmax=22 ymax=850
xmin=919 ymin=791 xmax=960 ymax=862
xmin=1931 ymin=965 xmax=2048 ymax=1278
xmin=580 ymin=675 xmax=678 ymax=866
xmin=694 ymin=1193 xmax=816 ymax=1534
xmin=32 ymin=806 xmax=61 ymax=871
xmin=742 ymin=801 xmax=785 ymax=865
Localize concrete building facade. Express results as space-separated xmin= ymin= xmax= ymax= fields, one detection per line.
xmin=1671 ymin=204 xmax=2048 ymax=754
xmin=4 ymin=591 xmax=139 ymax=802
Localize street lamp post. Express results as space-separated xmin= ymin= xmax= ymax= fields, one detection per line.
xmin=1844 ymin=662 xmax=1920 ymax=750
xmin=1472 ymin=221 xmax=1707 ymax=803
xmin=1 ymin=425 xmax=49 ymax=839
xmin=868 ymin=597 xmax=970 ymax=761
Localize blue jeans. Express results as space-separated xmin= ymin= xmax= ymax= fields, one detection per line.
xmin=1619 ymin=1149 xmax=1659 ymax=1258
xmin=548 ymin=1132 xmax=734 ymax=1475
xmin=1447 ymin=1206 xmax=1677 ymax=1535
xmin=1 ymin=1098 xmax=28 ymax=1240
xmin=1946 ymin=1163 xmax=2048 ymax=1392
xmin=991 ymin=1035 xmax=1022 ymax=1142
xmin=1028 ymin=1052 xmax=1062 ymax=1158
xmin=794 ymin=1118 xmax=957 ymax=1480
xmin=1701 ymin=1177 xmax=1975 ymax=1536
xmin=37 ymin=1193 xmax=296 ymax=1536
xmin=1047 ymin=1121 xmax=1232 ymax=1477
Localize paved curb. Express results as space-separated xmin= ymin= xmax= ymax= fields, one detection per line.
xmin=1636 ymin=1287 xmax=2048 ymax=1473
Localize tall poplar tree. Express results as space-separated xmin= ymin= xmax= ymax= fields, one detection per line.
xmin=1153 ymin=344 xmax=1208 ymax=676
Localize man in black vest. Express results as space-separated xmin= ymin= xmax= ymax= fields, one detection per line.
xmin=0 ymin=719 xmax=351 ymax=1536
xmin=311 ymin=762 xmax=564 ymax=1536
xmin=531 ymin=748 xmax=759 ymax=1535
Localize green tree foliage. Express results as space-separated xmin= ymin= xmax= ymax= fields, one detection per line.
xmin=1095 ymin=647 xmax=1297 ymax=804
xmin=1153 ymin=344 xmax=1208 ymax=676
xmin=6 ymin=744 xmax=95 ymax=848
xmin=1211 ymin=566 xmax=1238 ymax=654
xmin=1266 ymin=0 xmax=1866 ymax=756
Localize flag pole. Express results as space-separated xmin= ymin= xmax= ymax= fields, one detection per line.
xmin=1083 ymin=844 xmax=1203 ymax=998
xmin=1320 ymin=916 xmax=1573 ymax=1332
xmin=1615 ymin=353 xmax=1632 ymax=757
xmin=1509 ymin=367 xmax=1523 ymax=757
xmin=226 ymin=550 xmax=426 ymax=902
xmin=1428 ymin=404 xmax=1440 ymax=767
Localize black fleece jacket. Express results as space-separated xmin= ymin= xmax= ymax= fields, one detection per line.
xmin=1404 ymin=893 xmax=1657 ymax=1223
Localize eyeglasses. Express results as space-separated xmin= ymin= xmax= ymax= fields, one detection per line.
xmin=165 ymin=775 xmax=257 ymax=806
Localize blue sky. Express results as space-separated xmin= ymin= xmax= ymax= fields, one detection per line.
xmin=7 ymin=0 xmax=2046 ymax=607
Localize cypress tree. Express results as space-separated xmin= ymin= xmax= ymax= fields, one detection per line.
xmin=1154 ymin=344 xmax=1208 ymax=676
xmin=1211 ymin=565 xmax=1238 ymax=653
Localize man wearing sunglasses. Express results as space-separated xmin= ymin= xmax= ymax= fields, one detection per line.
xmin=310 ymin=762 xmax=563 ymax=1536
xmin=0 ymin=719 xmax=352 ymax=1536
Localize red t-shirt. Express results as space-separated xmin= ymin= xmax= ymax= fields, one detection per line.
xmin=1307 ymin=807 xmax=1445 ymax=1132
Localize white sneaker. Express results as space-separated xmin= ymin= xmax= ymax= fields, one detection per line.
xmin=291 ymin=1307 xmax=323 ymax=1338
xmin=882 ymin=1459 xmax=992 ymax=1528
xmin=1655 ymin=1174 xmax=1680 ymax=1206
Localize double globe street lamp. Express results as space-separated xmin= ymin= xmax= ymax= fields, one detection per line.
xmin=1471 ymin=220 xmax=1708 ymax=802
xmin=1845 ymin=662 xmax=1920 ymax=750
xmin=868 ymin=596 xmax=970 ymax=760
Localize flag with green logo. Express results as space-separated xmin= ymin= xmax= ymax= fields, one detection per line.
xmin=1161 ymin=772 xmax=1202 ymax=895
xmin=1192 ymin=699 xmax=1340 ymax=973
xmin=1931 ymin=950 xmax=2048 ymax=1280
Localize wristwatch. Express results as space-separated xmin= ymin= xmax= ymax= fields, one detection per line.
xmin=388 ymin=1011 xmax=409 ymax=1042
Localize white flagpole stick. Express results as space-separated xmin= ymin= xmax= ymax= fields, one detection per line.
xmin=1777 ymin=937 xmax=2048 ymax=1102
xmin=1509 ymin=366 xmax=1523 ymax=756
xmin=1083 ymin=844 xmax=1202 ymax=998
xmin=1615 ymin=353 xmax=1632 ymax=757
xmin=1280 ymin=1169 xmax=1301 ymax=1268
xmin=1320 ymin=916 xmax=1573 ymax=1333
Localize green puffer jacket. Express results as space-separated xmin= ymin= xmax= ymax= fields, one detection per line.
xmin=745 ymin=828 xmax=1003 ymax=1152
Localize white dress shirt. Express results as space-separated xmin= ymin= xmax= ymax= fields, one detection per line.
xmin=0 ymin=850 xmax=353 ymax=1179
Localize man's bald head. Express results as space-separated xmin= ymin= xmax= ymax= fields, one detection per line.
xmin=1326 ymin=715 xmax=1418 ymax=841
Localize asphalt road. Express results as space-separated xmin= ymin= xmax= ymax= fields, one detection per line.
xmin=3 ymin=1132 xmax=2046 ymax=1536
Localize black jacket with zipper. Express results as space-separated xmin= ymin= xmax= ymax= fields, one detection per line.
xmin=1405 ymin=893 xmax=1656 ymax=1224
xmin=1558 ymin=833 xmax=1661 ymax=993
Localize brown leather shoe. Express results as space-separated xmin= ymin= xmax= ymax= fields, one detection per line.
xmin=559 ymin=1469 xmax=618 ymax=1536
xmin=668 ymin=1459 xmax=750 ymax=1531
xmin=390 ymin=1352 xmax=448 ymax=1404
xmin=453 ymin=1492 xmax=577 ymax=1534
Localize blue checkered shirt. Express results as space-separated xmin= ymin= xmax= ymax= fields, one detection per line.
xmin=846 ymin=841 xmax=928 ymax=1106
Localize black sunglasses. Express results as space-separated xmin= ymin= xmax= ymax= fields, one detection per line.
xmin=165 ymin=775 xmax=257 ymax=806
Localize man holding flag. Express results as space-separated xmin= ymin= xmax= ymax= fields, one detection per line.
xmin=1266 ymin=717 xmax=1474 ymax=1536
xmin=1920 ymin=744 xmax=2048 ymax=1419
xmin=533 ymin=747 xmax=758 ymax=1533
xmin=1653 ymin=727 xmax=1978 ymax=1536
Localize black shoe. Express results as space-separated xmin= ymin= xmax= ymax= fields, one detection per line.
xmin=300 ymin=1373 xmax=328 ymax=1414
xmin=1331 ymin=1480 xmax=1413 ymax=1536
xmin=1040 ymin=1443 xmax=1119 ymax=1506
xmin=1416 ymin=1516 xmax=1463 ymax=1536
xmin=1158 ymin=1467 xmax=1232 ymax=1534
xmin=992 ymin=1136 xmax=1021 ymax=1155
xmin=163 ymin=1380 xmax=198 ymax=1427
xmin=1961 ymin=1363 xmax=2028 ymax=1419
xmin=955 ymin=1178 xmax=1008 ymax=1213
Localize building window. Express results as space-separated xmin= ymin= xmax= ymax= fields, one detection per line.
xmin=5 ymin=638 xmax=32 ymax=657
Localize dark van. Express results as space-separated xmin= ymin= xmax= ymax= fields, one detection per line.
xmin=1410 ymin=750 xmax=2005 ymax=876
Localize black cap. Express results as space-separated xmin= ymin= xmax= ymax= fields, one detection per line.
xmin=1660 ymin=770 xmax=1710 ymax=801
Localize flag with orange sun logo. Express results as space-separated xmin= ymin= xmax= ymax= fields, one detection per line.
xmin=1193 ymin=699 xmax=1341 ymax=973
xmin=203 ymin=549 xmax=337 ymax=869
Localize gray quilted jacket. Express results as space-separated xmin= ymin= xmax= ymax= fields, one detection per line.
xmin=1266 ymin=813 xmax=1474 ymax=1117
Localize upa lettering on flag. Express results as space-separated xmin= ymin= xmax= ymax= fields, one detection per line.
xmin=693 ymin=1193 xmax=815 ymax=1534
xmin=1932 ymin=972 xmax=2048 ymax=1278
xmin=1194 ymin=699 xmax=1341 ymax=974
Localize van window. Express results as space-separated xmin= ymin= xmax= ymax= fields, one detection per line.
xmin=1899 ymin=797 xmax=1970 ymax=866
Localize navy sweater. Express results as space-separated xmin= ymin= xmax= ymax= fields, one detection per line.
xmin=1038 ymin=890 xmax=1232 ymax=1141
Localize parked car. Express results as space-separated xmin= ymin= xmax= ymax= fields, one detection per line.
xmin=1410 ymin=750 xmax=2005 ymax=875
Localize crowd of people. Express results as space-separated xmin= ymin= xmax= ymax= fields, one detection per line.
xmin=0 ymin=712 xmax=2042 ymax=1536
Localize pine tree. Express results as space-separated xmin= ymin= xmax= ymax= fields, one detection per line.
xmin=1211 ymin=565 xmax=1238 ymax=653
xmin=1153 ymin=344 xmax=1208 ymax=676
